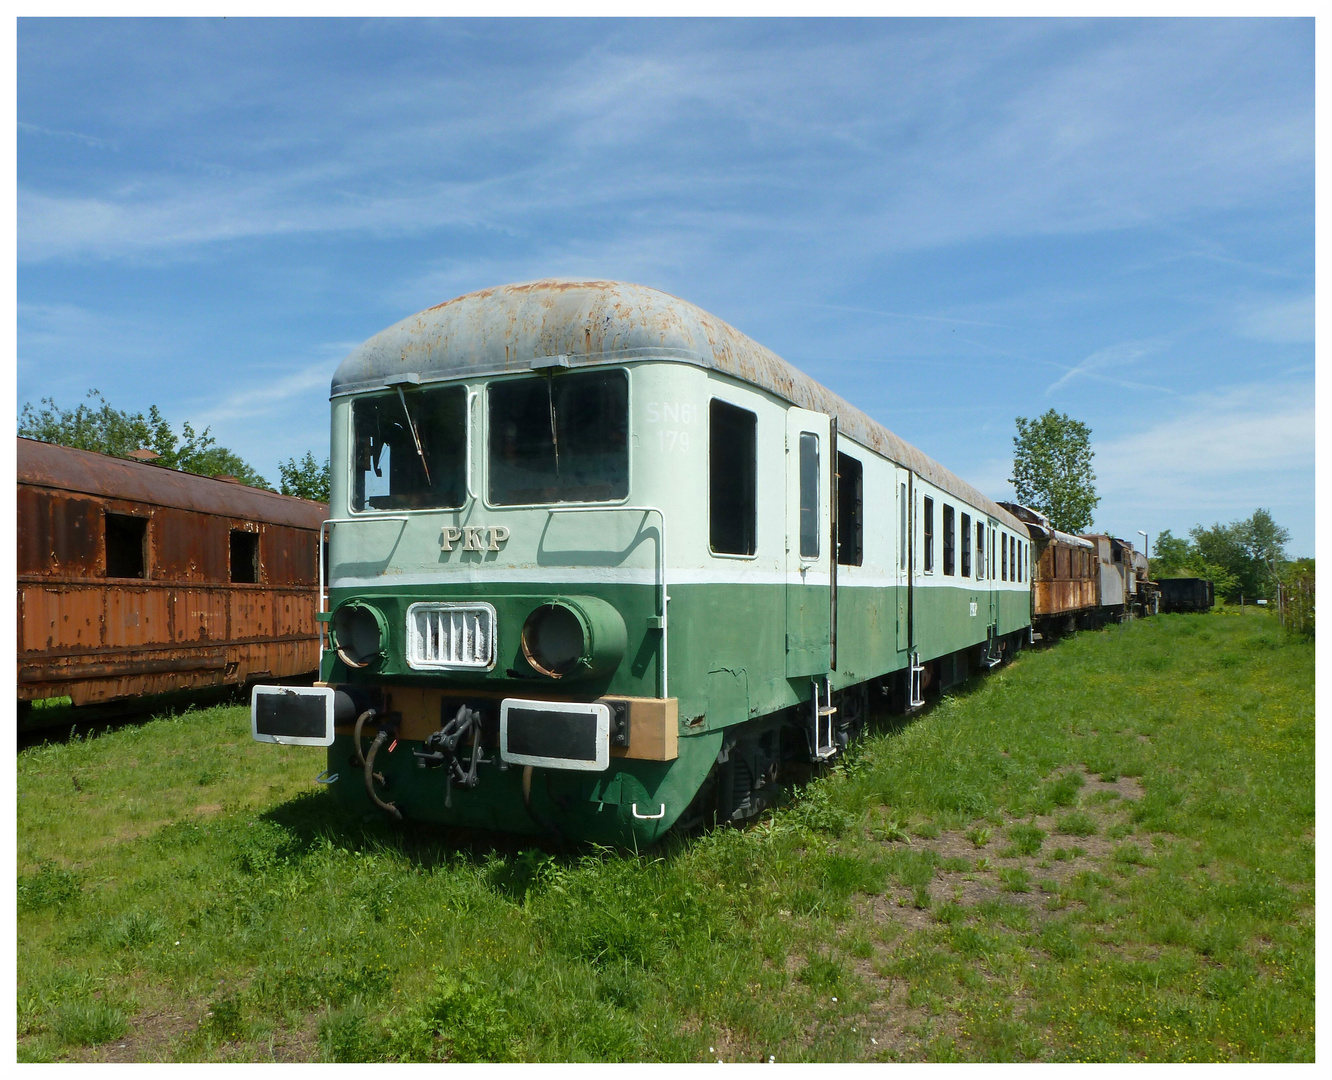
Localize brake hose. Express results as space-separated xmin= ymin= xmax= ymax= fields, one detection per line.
xmin=352 ymin=709 xmax=376 ymax=769
xmin=363 ymin=727 xmax=402 ymax=821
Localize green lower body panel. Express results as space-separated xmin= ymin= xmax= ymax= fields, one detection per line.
xmin=328 ymin=728 xmax=723 ymax=848
xmin=315 ymin=575 xmax=1032 ymax=844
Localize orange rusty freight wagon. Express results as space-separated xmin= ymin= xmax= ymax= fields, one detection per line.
xmin=17 ymin=437 xmax=326 ymax=719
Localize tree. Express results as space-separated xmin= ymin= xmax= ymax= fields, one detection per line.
xmin=1190 ymin=509 xmax=1289 ymax=602
xmin=1010 ymin=409 xmax=1099 ymax=534
xmin=1149 ymin=528 xmax=1194 ymax=577
xmin=19 ymin=389 xmax=272 ymax=489
xmin=1151 ymin=510 xmax=1291 ymax=602
xmin=1238 ymin=508 xmax=1290 ymax=597
xmin=279 ymin=452 xmax=330 ymax=503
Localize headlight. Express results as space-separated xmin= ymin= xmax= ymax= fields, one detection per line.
xmin=521 ymin=603 xmax=584 ymax=677
xmin=520 ymin=596 xmax=627 ymax=680
xmin=331 ymin=602 xmax=387 ymax=669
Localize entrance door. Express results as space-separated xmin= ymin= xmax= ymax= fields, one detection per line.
xmin=785 ymin=408 xmax=831 ymax=678
xmin=895 ymin=467 xmax=911 ymax=653
xmin=987 ymin=518 xmax=999 ymax=631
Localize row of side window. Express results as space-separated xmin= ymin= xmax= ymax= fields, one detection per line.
xmin=921 ymin=497 xmax=1024 ymax=583
xmin=103 ymin=511 xmax=260 ymax=583
xmin=709 ymin=399 xmax=867 ymax=567
xmin=706 ymin=399 xmax=1026 ymax=583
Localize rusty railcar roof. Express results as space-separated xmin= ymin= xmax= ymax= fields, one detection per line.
xmin=17 ymin=438 xmax=328 ymax=529
xmin=331 ymin=279 xmax=1026 ymax=533
xmin=999 ymin=502 xmax=1093 ymax=549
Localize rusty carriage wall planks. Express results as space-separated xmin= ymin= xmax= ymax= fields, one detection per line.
xmin=16 ymin=437 xmax=327 ymax=710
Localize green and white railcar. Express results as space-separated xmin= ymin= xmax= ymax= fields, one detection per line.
xmin=251 ymin=280 xmax=1032 ymax=846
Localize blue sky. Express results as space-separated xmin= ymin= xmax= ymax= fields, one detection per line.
xmin=16 ymin=17 xmax=1315 ymax=555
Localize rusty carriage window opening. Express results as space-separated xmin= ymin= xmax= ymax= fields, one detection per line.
xmin=104 ymin=512 xmax=147 ymax=579
xmin=230 ymin=529 xmax=260 ymax=584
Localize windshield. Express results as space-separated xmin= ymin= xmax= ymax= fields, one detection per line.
xmin=351 ymin=384 xmax=467 ymax=511
xmin=487 ymin=369 xmax=628 ymax=505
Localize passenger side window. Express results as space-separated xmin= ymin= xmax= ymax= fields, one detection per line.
xmin=922 ymin=496 xmax=934 ymax=573
xmin=942 ymin=504 xmax=955 ymax=576
xmin=799 ymin=432 xmax=819 ymax=558
xmin=835 ymin=452 xmax=863 ymax=567
xmin=709 ymin=400 xmax=757 ymax=556
xmin=975 ymin=521 xmax=985 ymax=581
xmin=1001 ymin=533 xmax=1008 ymax=581
xmin=961 ymin=512 xmax=972 ymax=577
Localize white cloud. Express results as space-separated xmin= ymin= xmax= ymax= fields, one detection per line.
xmin=1044 ymin=340 xmax=1172 ymax=396
xmin=1095 ymin=381 xmax=1313 ymax=510
xmin=190 ymin=358 xmax=341 ymax=428
xmin=18 ymin=120 xmax=116 ymax=150
xmin=16 ymin=21 xmax=1311 ymax=264
xmin=1237 ymin=296 xmax=1314 ymax=344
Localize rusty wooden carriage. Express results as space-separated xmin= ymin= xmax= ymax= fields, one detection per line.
xmin=17 ymin=437 xmax=327 ymax=716
xmin=1000 ymin=502 xmax=1099 ymax=634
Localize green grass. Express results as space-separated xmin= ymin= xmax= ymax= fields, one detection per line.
xmin=17 ymin=607 xmax=1313 ymax=1061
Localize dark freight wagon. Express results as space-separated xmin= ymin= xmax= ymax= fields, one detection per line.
xmin=16 ymin=437 xmax=327 ymax=718
xmin=1157 ymin=577 xmax=1214 ymax=614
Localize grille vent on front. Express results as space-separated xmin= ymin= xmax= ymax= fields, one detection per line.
xmin=405 ymin=602 xmax=497 ymax=671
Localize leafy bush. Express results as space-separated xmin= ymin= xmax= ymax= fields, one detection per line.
xmin=203 ymin=993 xmax=247 ymax=1041
xmin=790 ymin=784 xmax=857 ymax=836
xmin=18 ymin=861 xmax=80 ymax=911
xmin=389 ymin=971 xmax=526 ymax=1062
xmin=319 ymin=998 xmax=388 ymax=1062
